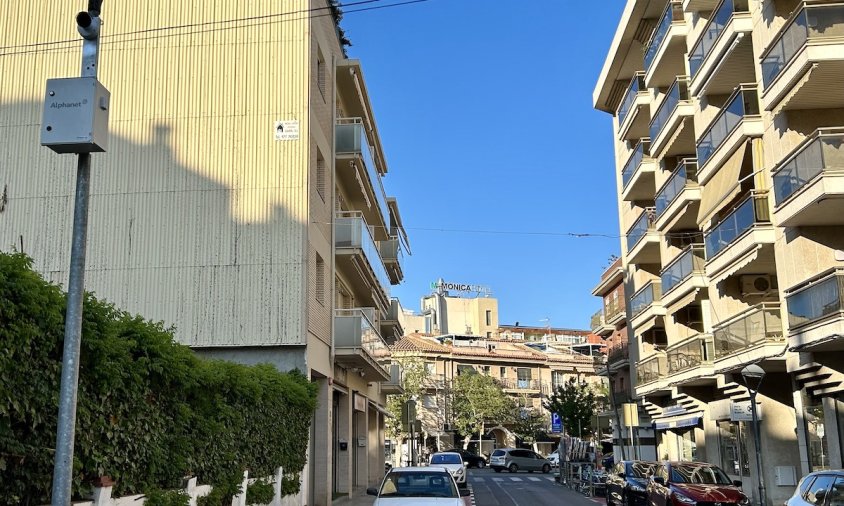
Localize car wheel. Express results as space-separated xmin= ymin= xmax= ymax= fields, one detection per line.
xmin=508 ymin=464 xmax=518 ymax=473
xmin=542 ymin=464 xmax=551 ymax=474
xmin=477 ymin=460 xmax=485 ymax=469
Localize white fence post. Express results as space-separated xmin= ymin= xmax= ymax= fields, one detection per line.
xmin=272 ymin=467 xmax=283 ymax=506
xmin=232 ymin=469 xmax=248 ymax=506
xmin=186 ymin=476 xmax=199 ymax=506
xmin=91 ymin=486 xmax=112 ymax=506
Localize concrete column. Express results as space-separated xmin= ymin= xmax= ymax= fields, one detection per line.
xmin=756 ymin=392 xmax=802 ymax=506
xmin=355 ymin=405 xmax=368 ymax=487
xmin=312 ymin=378 xmax=332 ymax=506
xmin=336 ymin=392 xmax=352 ymax=495
xmin=792 ymin=387 xmax=811 ymax=476
xmin=823 ymin=397 xmax=843 ymax=469
xmin=368 ymin=408 xmax=379 ymax=485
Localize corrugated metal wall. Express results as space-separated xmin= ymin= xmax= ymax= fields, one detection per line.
xmin=0 ymin=1 xmax=314 ymax=346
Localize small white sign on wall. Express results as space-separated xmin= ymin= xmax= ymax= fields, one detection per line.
xmin=274 ymin=120 xmax=299 ymax=141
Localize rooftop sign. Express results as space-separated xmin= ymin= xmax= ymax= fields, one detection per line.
xmin=431 ymin=280 xmax=492 ymax=294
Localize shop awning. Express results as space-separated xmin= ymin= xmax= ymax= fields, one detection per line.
xmin=652 ymin=413 xmax=703 ymax=430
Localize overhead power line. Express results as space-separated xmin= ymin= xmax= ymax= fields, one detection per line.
xmin=0 ymin=0 xmax=430 ymax=57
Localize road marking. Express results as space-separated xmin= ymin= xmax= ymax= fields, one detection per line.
xmin=528 ymin=477 xmax=541 ymax=482
xmin=509 ymin=477 xmax=523 ymax=481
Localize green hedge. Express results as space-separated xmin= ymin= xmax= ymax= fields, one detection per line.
xmin=0 ymin=252 xmax=317 ymax=504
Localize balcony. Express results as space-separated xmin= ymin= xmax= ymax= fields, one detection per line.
xmin=335 ymin=308 xmax=390 ymax=381
xmin=660 ymin=244 xmax=707 ymax=312
xmin=650 ymin=77 xmax=695 ymax=159
xmin=617 ymin=73 xmax=651 ymax=141
xmin=606 ymin=298 xmax=627 ymax=326
xmin=683 ymin=0 xmax=722 ymax=12
xmin=704 ymin=193 xmax=774 ymax=283
xmin=696 ymin=85 xmax=762 ymax=184
xmin=637 ymin=351 xmax=668 ymax=386
xmin=380 ymin=298 xmax=404 ymax=343
xmin=611 ymin=388 xmax=631 ymax=405
xmin=772 ymin=128 xmax=844 ymax=227
xmin=498 ymin=378 xmax=548 ymax=395
xmin=644 ymin=1 xmax=688 ymax=88
xmin=627 ymin=208 xmax=661 ymax=265
xmin=382 ymin=364 xmax=404 ymax=394
xmin=786 ymin=269 xmax=844 ymax=350
xmin=378 ymin=238 xmax=404 ymax=285
xmin=713 ymin=303 xmax=784 ymax=368
xmin=688 ymin=0 xmax=753 ymax=97
xmin=336 ymin=118 xmax=390 ymax=236
xmin=592 ymin=309 xmax=615 ymax=337
xmin=655 ymin=159 xmax=701 ymax=232
xmin=667 ymin=334 xmax=714 ymax=376
xmin=761 ymin=3 xmax=844 ymax=112
xmin=630 ymin=281 xmax=666 ymax=332
xmin=622 ymin=139 xmax=657 ymax=201
xmin=608 ymin=342 xmax=630 ymax=366
xmin=423 ymin=373 xmax=447 ymax=389
xmin=335 ymin=212 xmax=391 ymax=308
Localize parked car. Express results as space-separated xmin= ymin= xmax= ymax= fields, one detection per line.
xmin=444 ymin=448 xmax=487 ymax=468
xmin=429 ymin=452 xmax=467 ymax=487
xmin=490 ymin=448 xmax=552 ymax=474
xmin=366 ymin=467 xmax=471 ymax=505
xmin=647 ymin=462 xmax=749 ymax=506
xmin=547 ymin=452 xmax=560 ymax=468
xmin=606 ymin=460 xmax=657 ymax=506
xmin=785 ymin=470 xmax=844 ymax=506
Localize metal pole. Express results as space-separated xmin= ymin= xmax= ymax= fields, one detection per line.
xmin=51 ymin=4 xmax=103 ymax=504
xmin=750 ymin=392 xmax=767 ymax=506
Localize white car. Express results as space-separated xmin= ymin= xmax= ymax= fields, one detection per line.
xmin=547 ymin=452 xmax=560 ymax=468
xmin=429 ymin=452 xmax=467 ymax=486
xmin=366 ymin=466 xmax=471 ymax=505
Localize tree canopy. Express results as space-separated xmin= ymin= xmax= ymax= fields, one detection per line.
xmin=543 ymin=378 xmax=597 ymax=437
xmin=450 ymin=372 xmax=511 ymax=443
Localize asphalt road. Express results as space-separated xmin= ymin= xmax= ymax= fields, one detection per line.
xmin=467 ymin=467 xmax=607 ymax=506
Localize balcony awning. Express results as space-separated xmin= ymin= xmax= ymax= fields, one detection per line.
xmin=633 ymin=313 xmax=659 ymax=336
xmin=665 ymin=288 xmax=700 ymax=315
xmin=369 ymin=401 xmax=394 ymax=419
xmin=656 ymin=115 xmax=689 ymax=158
xmin=652 ymin=412 xmax=704 ymax=431
xmin=769 ymin=64 xmax=817 ymax=115
xmin=708 ymin=245 xmax=761 ymax=285
xmin=698 ymin=142 xmax=747 ymax=227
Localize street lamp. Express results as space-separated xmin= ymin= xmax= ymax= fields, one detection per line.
xmin=741 ymin=364 xmax=767 ymax=506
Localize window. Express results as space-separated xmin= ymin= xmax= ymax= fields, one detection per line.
xmin=718 ymin=420 xmax=749 ymax=476
xmin=315 ymin=253 xmax=325 ymax=304
xmin=486 ymin=332 xmax=492 ymax=339
xmin=552 ymin=371 xmax=565 ymax=388
xmin=804 ymin=393 xmax=830 ymax=471
xmin=485 ymin=310 xmax=492 ymax=326
xmin=317 ymin=50 xmax=327 ymax=99
xmin=828 ymin=477 xmax=844 ymax=506
xmin=517 ymin=368 xmax=531 ymax=388
xmin=805 ymin=475 xmax=835 ymax=506
xmin=457 ymin=365 xmax=475 ymax=376
xmin=425 ymin=362 xmax=435 ymax=375
xmin=423 ymin=395 xmax=436 ymax=408
xmin=481 ymin=366 xmax=490 ymax=375
xmin=500 ymin=367 xmax=506 ymax=378
xmin=316 ymin=151 xmax=326 ymax=201
xmin=679 ymin=430 xmax=697 ymax=462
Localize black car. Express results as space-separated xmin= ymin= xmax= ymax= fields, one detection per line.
xmin=606 ymin=460 xmax=657 ymax=506
xmin=444 ymin=448 xmax=486 ymax=468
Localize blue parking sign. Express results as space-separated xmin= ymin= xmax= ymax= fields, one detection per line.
xmin=551 ymin=412 xmax=562 ymax=433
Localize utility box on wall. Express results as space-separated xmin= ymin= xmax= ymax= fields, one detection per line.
xmin=41 ymin=77 xmax=110 ymax=153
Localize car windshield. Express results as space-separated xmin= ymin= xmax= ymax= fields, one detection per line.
xmin=671 ymin=465 xmax=733 ymax=485
xmin=379 ymin=471 xmax=458 ymax=498
xmin=431 ymin=454 xmax=462 ymax=465
xmin=629 ymin=462 xmax=656 ymax=478
xmin=492 ymin=450 xmax=505 ymax=457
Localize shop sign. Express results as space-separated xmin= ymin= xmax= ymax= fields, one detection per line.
xmin=730 ymin=400 xmax=762 ymax=421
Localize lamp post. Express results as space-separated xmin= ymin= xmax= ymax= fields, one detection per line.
xmin=741 ymin=364 xmax=767 ymax=506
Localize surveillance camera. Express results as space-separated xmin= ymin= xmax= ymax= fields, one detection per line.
xmin=76 ymin=11 xmax=100 ymax=40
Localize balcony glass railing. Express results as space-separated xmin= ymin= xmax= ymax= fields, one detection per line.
xmin=335 ymin=213 xmax=391 ymax=296
xmin=650 ymin=77 xmax=691 ymax=142
xmin=773 ymin=129 xmax=844 ymax=205
xmin=689 ymin=0 xmax=751 ymax=78
xmin=377 ymin=238 xmax=403 ymax=265
xmin=656 ymin=159 xmax=699 ymax=217
xmin=336 ymin=118 xmax=390 ymax=225
xmin=630 ymin=281 xmax=662 ymax=318
xmin=713 ymin=303 xmax=783 ymax=359
xmin=704 ymin=193 xmax=770 ymax=259
xmin=622 ymin=139 xmax=652 ymax=189
xmin=627 ymin=207 xmax=657 ymax=249
xmin=761 ymin=4 xmax=844 ymax=89
xmin=661 ymin=244 xmax=706 ymax=294
xmin=668 ymin=334 xmax=714 ymax=374
xmin=606 ymin=297 xmax=625 ymax=321
xmin=334 ymin=308 xmax=389 ymax=368
xmin=696 ymin=85 xmax=760 ymax=168
xmin=638 ymin=353 xmax=666 ymax=384
xmin=618 ymin=73 xmax=647 ymax=127
xmin=787 ymin=269 xmax=844 ymax=329
xmin=591 ymin=310 xmax=605 ymax=332
xmin=645 ymin=1 xmax=685 ymax=72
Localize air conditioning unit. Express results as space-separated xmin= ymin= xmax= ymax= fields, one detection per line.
xmin=741 ymin=275 xmax=777 ymax=296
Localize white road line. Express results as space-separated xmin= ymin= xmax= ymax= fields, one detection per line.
xmin=528 ymin=477 xmax=541 ymax=482
xmin=492 ymin=477 xmax=505 ymax=482
xmin=509 ymin=477 xmax=523 ymax=481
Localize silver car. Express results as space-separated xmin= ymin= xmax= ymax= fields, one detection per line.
xmin=490 ymin=448 xmax=552 ymax=473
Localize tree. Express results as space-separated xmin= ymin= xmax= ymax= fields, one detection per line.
xmin=385 ymin=357 xmax=428 ymax=465
xmin=450 ymin=372 xmax=511 ymax=451
xmin=510 ymin=397 xmax=547 ymax=452
xmin=543 ymin=378 xmax=597 ymax=437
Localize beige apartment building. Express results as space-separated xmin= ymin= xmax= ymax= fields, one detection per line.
xmin=389 ymin=334 xmax=600 ymax=458
xmin=594 ymin=0 xmax=844 ymax=503
xmin=0 ymin=2 xmax=407 ymax=504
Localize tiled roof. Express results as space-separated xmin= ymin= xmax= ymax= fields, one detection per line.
xmin=390 ymin=335 xmax=450 ymax=353
xmin=389 ymin=335 xmax=595 ymax=366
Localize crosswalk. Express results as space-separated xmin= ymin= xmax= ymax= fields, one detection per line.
xmin=471 ymin=475 xmax=557 ymax=483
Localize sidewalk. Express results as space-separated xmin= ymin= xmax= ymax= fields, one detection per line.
xmin=331 ymin=488 xmax=374 ymax=506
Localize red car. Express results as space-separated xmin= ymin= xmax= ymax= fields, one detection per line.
xmin=647 ymin=462 xmax=750 ymax=506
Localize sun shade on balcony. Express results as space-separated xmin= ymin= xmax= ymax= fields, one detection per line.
xmin=652 ymin=414 xmax=703 ymax=430
xmin=697 ymin=141 xmax=747 ymax=226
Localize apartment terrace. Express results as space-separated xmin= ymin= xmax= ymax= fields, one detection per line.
xmin=786 ymin=268 xmax=844 ymax=350
xmin=660 ymin=244 xmax=707 ymax=313
xmin=618 ymin=72 xmax=651 ymax=141
xmin=629 ymin=280 xmax=666 ymax=333
xmin=704 ymin=192 xmax=775 ymax=284
xmin=650 ymin=77 xmax=695 ymax=158
xmin=666 ymin=333 xmax=715 ymax=381
xmin=627 ymin=207 xmax=661 ymax=265
xmin=712 ymin=303 xmax=785 ymax=372
xmin=655 ymin=159 xmax=701 ymax=232
xmin=335 ymin=211 xmax=392 ymax=310
xmin=644 ymin=1 xmax=688 ymax=88
xmin=688 ymin=0 xmax=754 ymax=97
xmin=334 ymin=308 xmax=391 ymax=381
xmin=622 ymin=139 xmax=658 ymax=201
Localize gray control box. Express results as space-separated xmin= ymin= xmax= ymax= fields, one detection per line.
xmin=41 ymin=77 xmax=110 ymax=154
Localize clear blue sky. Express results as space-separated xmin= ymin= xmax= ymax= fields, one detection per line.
xmin=343 ymin=0 xmax=627 ymax=330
